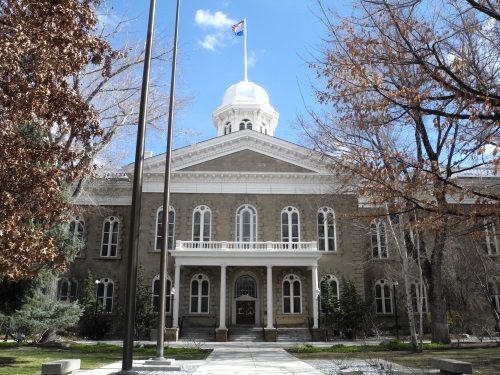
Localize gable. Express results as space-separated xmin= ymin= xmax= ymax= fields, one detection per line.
xmin=179 ymin=149 xmax=316 ymax=173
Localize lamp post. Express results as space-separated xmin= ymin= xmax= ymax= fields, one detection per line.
xmin=94 ymin=279 xmax=100 ymax=338
xmin=392 ymin=280 xmax=399 ymax=341
xmin=170 ymin=287 xmax=175 ymax=328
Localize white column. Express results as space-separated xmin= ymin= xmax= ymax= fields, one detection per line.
xmin=266 ymin=265 xmax=274 ymax=329
xmin=219 ymin=265 xmax=227 ymax=329
xmin=312 ymin=265 xmax=319 ymax=329
xmin=173 ymin=265 xmax=181 ymax=328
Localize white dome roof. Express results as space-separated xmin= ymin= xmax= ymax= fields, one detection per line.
xmin=220 ymin=80 xmax=270 ymax=108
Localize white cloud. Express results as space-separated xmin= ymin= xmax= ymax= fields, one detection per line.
xmin=194 ymin=9 xmax=238 ymax=52
xmin=198 ymin=34 xmax=221 ymax=51
xmin=247 ymin=50 xmax=257 ymax=67
xmin=195 ymin=9 xmax=234 ymax=30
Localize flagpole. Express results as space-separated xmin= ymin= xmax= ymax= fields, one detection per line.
xmin=244 ymin=17 xmax=247 ymax=81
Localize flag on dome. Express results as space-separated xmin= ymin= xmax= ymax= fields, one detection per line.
xmin=232 ymin=20 xmax=244 ymax=36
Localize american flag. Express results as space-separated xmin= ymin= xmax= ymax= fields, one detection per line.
xmin=231 ymin=20 xmax=245 ymax=35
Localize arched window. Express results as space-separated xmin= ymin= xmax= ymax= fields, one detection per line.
xmin=488 ymin=276 xmax=500 ymax=312
xmin=97 ymin=278 xmax=114 ymax=313
xmin=236 ymin=205 xmax=257 ymax=243
xmin=69 ymin=216 xmax=85 ymax=257
xmin=101 ymin=216 xmax=119 ymax=257
xmin=152 ymin=274 xmax=172 ymax=313
xmin=193 ymin=205 xmax=211 ymax=242
xmin=224 ymin=122 xmax=232 ymax=135
xmin=375 ymin=279 xmax=393 ymax=314
xmin=283 ymin=274 xmax=301 ymax=314
xmin=59 ymin=278 xmax=77 ymax=302
xmin=239 ymin=119 xmax=252 ymax=130
xmin=482 ymin=220 xmax=498 ymax=255
xmin=234 ymin=275 xmax=257 ymax=298
xmin=155 ymin=206 xmax=175 ymax=251
xmin=410 ymin=281 xmax=428 ymax=313
xmin=371 ymin=219 xmax=388 ymax=258
xmin=320 ymin=274 xmax=339 ymax=314
xmin=282 ymin=206 xmax=300 ymax=247
xmin=190 ymin=274 xmax=209 ymax=314
xmin=317 ymin=207 xmax=336 ymax=251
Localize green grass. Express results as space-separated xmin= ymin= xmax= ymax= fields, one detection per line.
xmin=289 ymin=343 xmax=500 ymax=375
xmin=0 ymin=343 xmax=211 ymax=375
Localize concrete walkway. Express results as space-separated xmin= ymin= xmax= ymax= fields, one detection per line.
xmin=75 ymin=344 xmax=323 ymax=375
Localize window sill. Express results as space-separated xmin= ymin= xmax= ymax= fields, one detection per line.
xmin=97 ymin=256 xmax=122 ymax=260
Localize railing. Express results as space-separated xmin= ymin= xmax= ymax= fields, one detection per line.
xmin=175 ymin=240 xmax=318 ymax=251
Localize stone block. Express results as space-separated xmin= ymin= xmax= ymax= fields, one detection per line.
xmin=431 ymin=358 xmax=472 ymax=374
xmin=41 ymin=359 xmax=81 ymax=375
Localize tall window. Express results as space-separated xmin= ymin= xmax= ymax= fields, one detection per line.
xmin=375 ymin=279 xmax=393 ymax=314
xmin=371 ymin=219 xmax=388 ymax=258
xmin=236 ymin=205 xmax=257 ymax=243
xmin=101 ymin=216 xmax=119 ymax=257
xmin=283 ymin=274 xmax=301 ymax=314
xmin=239 ymin=119 xmax=252 ymax=130
xmin=234 ymin=275 xmax=257 ymax=298
xmin=317 ymin=207 xmax=336 ymax=251
xmin=224 ymin=122 xmax=232 ymax=135
xmin=59 ymin=278 xmax=77 ymax=302
xmin=193 ymin=205 xmax=211 ymax=242
xmin=488 ymin=277 xmax=500 ymax=312
xmin=152 ymin=275 xmax=172 ymax=313
xmin=97 ymin=278 xmax=114 ymax=313
xmin=482 ymin=221 xmax=498 ymax=255
xmin=320 ymin=274 xmax=339 ymax=314
xmin=282 ymin=206 xmax=300 ymax=246
xmin=190 ymin=274 xmax=209 ymax=314
xmin=69 ymin=216 xmax=85 ymax=257
xmin=155 ymin=206 xmax=175 ymax=251
xmin=410 ymin=281 xmax=428 ymax=313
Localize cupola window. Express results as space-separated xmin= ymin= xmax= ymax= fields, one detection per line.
xmin=239 ymin=119 xmax=252 ymax=130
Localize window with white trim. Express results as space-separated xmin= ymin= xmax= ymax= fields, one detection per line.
xmin=236 ymin=205 xmax=257 ymax=243
xmin=190 ymin=274 xmax=209 ymax=314
xmin=224 ymin=122 xmax=232 ymax=135
xmin=375 ymin=279 xmax=393 ymax=314
xmin=69 ymin=216 xmax=85 ymax=257
xmin=155 ymin=206 xmax=175 ymax=251
xmin=482 ymin=221 xmax=498 ymax=255
xmin=152 ymin=274 xmax=172 ymax=313
xmin=101 ymin=216 xmax=119 ymax=257
xmin=193 ymin=205 xmax=211 ymax=242
xmin=239 ymin=119 xmax=252 ymax=130
xmin=320 ymin=274 xmax=339 ymax=314
xmin=410 ymin=281 xmax=428 ymax=313
xmin=282 ymin=206 xmax=299 ymax=247
xmin=371 ymin=219 xmax=388 ymax=258
xmin=97 ymin=278 xmax=114 ymax=313
xmin=317 ymin=207 xmax=336 ymax=251
xmin=488 ymin=277 xmax=500 ymax=312
xmin=234 ymin=275 xmax=257 ymax=298
xmin=283 ymin=274 xmax=302 ymax=314
xmin=59 ymin=278 xmax=77 ymax=302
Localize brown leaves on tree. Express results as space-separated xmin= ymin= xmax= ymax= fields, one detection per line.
xmin=0 ymin=0 xmax=114 ymax=281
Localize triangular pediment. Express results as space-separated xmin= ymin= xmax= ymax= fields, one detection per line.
xmin=178 ymin=149 xmax=316 ymax=173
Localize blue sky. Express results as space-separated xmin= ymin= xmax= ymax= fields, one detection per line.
xmin=109 ymin=0 xmax=343 ymax=161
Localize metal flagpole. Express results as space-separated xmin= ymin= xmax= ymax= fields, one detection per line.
xmin=244 ymin=17 xmax=247 ymax=81
xmin=120 ymin=0 xmax=156 ymax=372
xmin=156 ymin=0 xmax=181 ymax=360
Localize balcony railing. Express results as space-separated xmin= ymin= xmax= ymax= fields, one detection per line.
xmin=175 ymin=240 xmax=318 ymax=251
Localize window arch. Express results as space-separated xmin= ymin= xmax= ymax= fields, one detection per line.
xmin=190 ymin=274 xmax=209 ymax=314
xmin=101 ymin=216 xmax=119 ymax=257
xmin=317 ymin=207 xmax=336 ymax=251
xmin=371 ymin=219 xmax=388 ymax=258
xmin=283 ymin=274 xmax=302 ymax=314
xmin=282 ymin=206 xmax=300 ymax=246
xmin=69 ymin=216 xmax=85 ymax=257
xmin=97 ymin=277 xmax=114 ymax=313
xmin=488 ymin=276 xmax=500 ymax=312
xmin=193 ymin=205 xmax=211 ymax=242
xmin=320 ymin=274 xmax=339 ymax=314
xmin=224 ymin=122 xmax=232 ymax=135
xmin=234 ymin=275 xmax=257 ymax=298
xmin=155 ymin=206 xmax=175 ymax=251
xmin=236 ymin=205 xmax=257 ymax=243
xmin=410 ymin=281 xmax=428 ymax=313
xmin=59 ymin=278 xmax=77 ymax=302
xmin=375 ymin=279 xmax=393 ymax=315
xmin=152 ymin=274 xmax=172 ymax=313
xmin=482 ymin=221 xmax=498 ymax=255
xmin=239 ymin=119 xmax=252 ymax=130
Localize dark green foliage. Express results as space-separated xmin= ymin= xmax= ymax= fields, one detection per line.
xmin=77 ymin=270 xmax=106 ymax=338
xmin=135 ymin=265 xmax=156 ymax=340
xmin=289 ymin=340 xmax=449 ymax=353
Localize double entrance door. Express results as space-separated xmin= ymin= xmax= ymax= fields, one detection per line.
xmin=236 ymin=300 xmax=255 ymax=324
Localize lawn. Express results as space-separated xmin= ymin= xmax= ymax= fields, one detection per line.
xmin=0 ymin=343 xmax=211 ymax=375
xmin=290 ymin=343 xmax=500 ymax=375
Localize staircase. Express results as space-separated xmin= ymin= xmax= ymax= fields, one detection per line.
xmin=276 ymin=328 xmax=312 ymax=343
xmin=178 ymin=327 xmax=214 ymax=342
xmin=228 ymin=325 xmax=264 ymax=342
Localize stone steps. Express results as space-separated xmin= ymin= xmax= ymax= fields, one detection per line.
xmin=228 ymin=326 xmax=264 ymax=342
xmin=276 ymin=328 xmax=312 ymax=342
xmin=178 ymin=327 xmax=215 ymax=342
